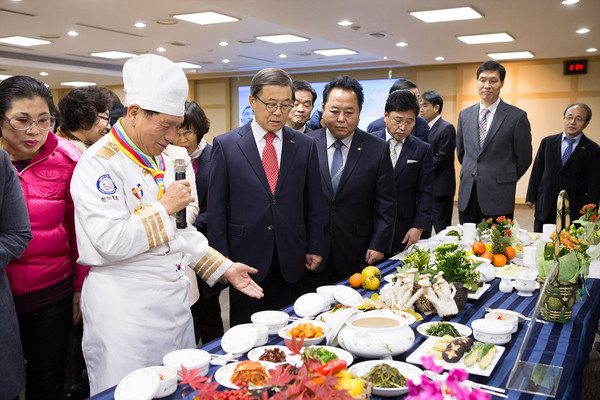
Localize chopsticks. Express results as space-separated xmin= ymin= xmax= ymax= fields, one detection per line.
xmin=465 ymin=380 xmax=507 ymax=398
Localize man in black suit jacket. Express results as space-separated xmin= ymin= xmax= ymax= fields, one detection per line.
xmin=208 ymin=68 xmax=324 ymax=325
xmin=366 ymin=78 xmax=429 ymax=143
xmin=420 ymin=90 xmax=456 ymax=234
xmin=526 ymin=103 xmax=600 ymax=232
xmin=372 ymin=90 xmax=434 ymax=253
xmin=307 ymin=76 xmax=396 ymax=284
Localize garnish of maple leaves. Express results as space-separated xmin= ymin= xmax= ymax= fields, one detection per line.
xmin=284 ymin=333 xmax=305 ymax=355
xmin=178 ymin=364 xmax=220 ymax=399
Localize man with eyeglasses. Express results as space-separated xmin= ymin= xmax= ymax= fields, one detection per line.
xmin=208 ymin=68 xmax=324 ymax=325
xmin=372 ymin=90 xmax=434 ymax=253
xmin=526 ymin=103 xmax=600 ymax=232
xmin=286 ymin=80 xmax=317 ymax=133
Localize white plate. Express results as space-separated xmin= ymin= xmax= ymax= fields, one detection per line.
xmin=467 ymin=283 xmax=491 ymax=300
xmin=349 ymin=360 xmax=423 ymax=397
xmin=406 ymin=337 xmax=505 ymax=377
xmin=221 ymin=324 xmax=258 ymax=354
xmin=333 ymin=286 xmax=364 ymax=307
xmin=278 ymin=320 xmax=328 ymax=346
xmin=287 ymin=345 xmax=354 ymax=367
xmin=114 ymin=368 xmax=160 ymax=400
xmin=247 ymin=345 xmax=292 ymax=364
xmin=294 ymin=293 xmax=326 ymax=317
xmin=417 ymin=321 xmax=472 ymax=338
xmin=214 ymin=361 xmax=275 ymax=390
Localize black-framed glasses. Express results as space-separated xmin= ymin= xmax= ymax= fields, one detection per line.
xmin=255 ymin=96 xmax=292 ymax=113
xmin=3 ymin=115 xmax=56 ymax=131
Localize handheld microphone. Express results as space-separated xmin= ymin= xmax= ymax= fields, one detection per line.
xmin=174 ymin=159 xmax=187 ymax=229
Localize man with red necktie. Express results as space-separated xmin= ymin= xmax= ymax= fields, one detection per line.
xmin=208 ymin=68 xmax=324 ymax=325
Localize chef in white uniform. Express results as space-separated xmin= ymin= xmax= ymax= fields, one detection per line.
xmin=70 ymin=54 xmax=263 ymax=394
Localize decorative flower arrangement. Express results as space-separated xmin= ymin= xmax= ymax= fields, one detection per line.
xmin=538 ymin=224 xmax=594 ymax=282
xmin=483 ymin=216 xmax=517 ymax=255
xmin=406 ymin=356 xmax=489 ymax=400
xmin=574 ymin=203 xmax=600 ymax=245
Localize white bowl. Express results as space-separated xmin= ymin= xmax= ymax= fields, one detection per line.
xmin=471 ymin=318 xmax=513 ymax=345
xmin=148 ymin=366 xmax=178 ymax=398
xmin=278 ymin=320 xmax=327 ymax=346
xmin=162 ymin=349 xmax=210 ymax=379
xmin=251 ymin=310 xmax=290 ymax=335
xmin=485 ymin=311 xmax=518 ymax=333
xmin=247 ymin=323 xmax=269 ymax=347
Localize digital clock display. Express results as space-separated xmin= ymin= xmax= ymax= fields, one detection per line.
xmin=564 ymin=59 xmax=587 ymax=75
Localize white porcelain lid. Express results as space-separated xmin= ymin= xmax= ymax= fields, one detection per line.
xmin=221 ymin=324 xmax=258 ymax=354
xmin=333 ymin=285 xmax=363 ymax=307
xmin=114 ymin=368 xmax=160 ymax=400
xmin=162 ymin=348 xmax=210 ymax=371
xmin=294 ymin=293 xmax=326 ymax=317
xmin=472 ymin=318 xmax=513 ymax=334
xmin=325 ymin=307 xmax=359 ymax=346
xmin=251 ymin=310 xmax=289 ymax=326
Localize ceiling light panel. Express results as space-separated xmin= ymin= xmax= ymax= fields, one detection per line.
xmin=457 ymin=33 xmax=514 ymax=44
xmin=255 ymin=34 xmax=309 ymax=44
xmin=176 ymin=62 xmax=202 ymax=69
xmin=173 ymin=11 xmax=239 ymax=25
xmin=410 ymin=7 xmax=483 ymax=23
xmin=314 ymin=48 xmax=357 ymax=56
xmin=90 ymin=51 xmax=137 ymax=59
xmin=61 ymin=81 xmax=96 ymax=87
xmin=488 ymin=51 xmax=534 ymax=60
xmin=0 ymin=36 xmax=51 ymax=47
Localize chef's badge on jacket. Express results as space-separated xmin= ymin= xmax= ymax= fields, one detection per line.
xmin=131 ymin=183 xmax=144 ymax=199
xmin=96 ymin=174 xmax=119 ymax=202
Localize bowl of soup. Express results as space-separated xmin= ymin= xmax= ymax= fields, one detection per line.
xmin=337 ymin=310 xmax=414 ymax=358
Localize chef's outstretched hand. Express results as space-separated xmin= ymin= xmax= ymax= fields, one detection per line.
xmin=223 ymin=263 xmax=264 ymax=299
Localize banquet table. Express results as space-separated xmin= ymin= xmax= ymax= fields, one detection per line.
xmin=89 ymin=258 xmax=600 ymax=400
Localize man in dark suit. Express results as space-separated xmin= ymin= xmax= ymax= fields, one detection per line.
xmin=286 ymin=80 xmax=317 ymax=133
xmin=372 ymin=90 xmax=434 ymax=253
xmin=307 ymin=76 xmax=396 ymax=284
xmin=208 ymin=68 xmax=324 ymax=325
xmin=456 ymin=60 xmax=532 ymax=223
xmin=366 ymin=79 xmax=429 ymax=143
xmin=420 ymin=90 xmax=456 ymax=234
xmin=526 ymin=103 xmax=600 ymax=232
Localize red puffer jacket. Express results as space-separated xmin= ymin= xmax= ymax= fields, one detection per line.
xmin=6 ymin=133 xmax=89 ymax=295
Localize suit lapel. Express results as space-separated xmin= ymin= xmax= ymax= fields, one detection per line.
xmin=395 ymin=135 xmax=415 ymax=176
xmin=562 ymin=134 xmax=589 ymax=169
xmin=276 ymin=127 xmax=298 ymax=195
xmin=337 ymin=130 xmax=365 ymax=193
xmin=236 ymin=125 xmax=272 ymax=195
xmin=315 ymin=131 xmax=334 ymax=197
xmin=481 ymin=100 xmax=507 ymax=152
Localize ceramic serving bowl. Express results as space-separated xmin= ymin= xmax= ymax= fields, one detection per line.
xmin=251 ymin=310 xmax=290 ymax=335
xmin=278 ymin=320 xmax=328 ymax=346
xmin=337 ymin=310 xmax=414 ymax=358
xmin=471 ymin=318 xmax=513 ymax=345
xmin=514 ymin=271 xmax=538 ymax=297
xmin=148 ymin=366 xmax=178 ymax=398
xmin=485 ymin=311 xmax=518 ymax=333
xmin=237 ymin=323 xmax=269 ymax=347
xmin=162 ymin=349 xmax=210 ymax=379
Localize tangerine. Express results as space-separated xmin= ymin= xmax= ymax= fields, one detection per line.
xmin=349 ymin=273 xmax=363 ymax=289
xmin=472 ymin=241 xmax=486 ymax=255
xmin=504 ymin=246 xmax=516 ymax=260
xmin=481 ymin=252 xmax=494 ymax=261
xmin=492 ymin=253 xmax=507 ymax=267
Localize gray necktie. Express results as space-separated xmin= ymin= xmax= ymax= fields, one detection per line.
xmin=479 ymin=108 xmax=490 ymax=147
xmin=389 ymin=138 xmax=400 ymax=167
xmin=331 ymin=140 xmax=343 ymax=193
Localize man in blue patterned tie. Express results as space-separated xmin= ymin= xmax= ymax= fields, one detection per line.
xmin=526 ymin=103 xmax=600 ymax=232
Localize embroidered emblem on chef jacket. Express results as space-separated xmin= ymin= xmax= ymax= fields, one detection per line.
xmin=96 ymin=174 xmax=117 ymax=194
xmin=131 ymin=183 xmax=144 ymax=199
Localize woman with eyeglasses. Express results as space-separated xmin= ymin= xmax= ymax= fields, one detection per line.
xmin=56 ymin=86 xmax=113 ymax=153
xmin=0 ymin=75 xmax=88 ymax=400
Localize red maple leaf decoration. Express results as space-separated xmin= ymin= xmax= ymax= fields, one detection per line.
xmin=284 ymin=334 xmax=305 ymax=356
xmin=266 ymin=364 xmax=295 ymax=387
xmin=178 ymin=365 xmax=220 ymax=399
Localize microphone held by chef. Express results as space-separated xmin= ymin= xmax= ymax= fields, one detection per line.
xmin=174 ymin=158 xmax=187 ymax=229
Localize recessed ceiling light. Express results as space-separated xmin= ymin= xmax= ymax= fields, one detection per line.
xmin=40 ymin=34 xmax=61 ymax=39
xmin=314 ymin=48 xmax=357 ymax=56
xmin=586 ymin=48 xmax=598 ymax=53
xmin=134 ymin=22 xmax=147 ymax=28
xmin=219 ymin=41 xmax=229 ymax=46
xmin=395 ymin=41 xmax=408 ymax=47
xmin=576 ymin=28 xmax=590 ymax=34
xmin=156 ymin=18 xmax=178 ymax=25
xmin=61 ymin=81 xmax=96 ymax=87
xmin=383 ymin=56 xmax=388 ymax=60
xmin=175 ymin=62 xmax=202 ymax=69
xmin=156 ymin=47 xmax=166 ymax=52
xmin=0 ymin=75 xmax=13 ymax=81
xmin=39 ymin=72 xmax=48 ymax=76
xmin=435 ymin=56 xmax=445 ymax=61
xmin=278 ymin=54 xmax=287 ymax=59
xmin=0 ymin=36 xmax=51 ymax=47
xmin=487 ymin=51 xmax=534 ymax=60
xmin=457 ymin=32 xmax=514 ymax=44
xmin=90 ymin=51 xmax=137 ymax=59
xmin=255 ymin=34 xmax=309 ymax=44
xmin=222 ymin=58 xmax=230 ymax=63
xmin=173 ymin=11 xmax=239 ymax=25
xmin=238 ymin=39 xmax=255 ymax=44
xmin=561 ymin=0 xmax=579 ymax=4
xmin=337 ymin=20 xmax=353 ymax=26
xmin=410 ymin=7 xmax=483 ymax=23
xmin=67 ymin=31 xmax=79 ymax=37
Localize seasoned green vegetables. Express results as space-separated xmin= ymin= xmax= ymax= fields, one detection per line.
xmin=361 ymin=364 xmax=407 ymax=388
xmin=425 ymin=322 xmax=462 ymax=337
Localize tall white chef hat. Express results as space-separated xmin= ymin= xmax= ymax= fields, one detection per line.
xmin=123 ymin=54 xmax=188 ymax=117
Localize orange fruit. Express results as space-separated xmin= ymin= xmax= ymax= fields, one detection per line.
xmin=492 ymin=253 xmax=507 ymax=267
xmin=504 ymin=246 xmax=516 ymax=260
xmin=481 ymin=252 xmax=494 ymax=261
xmin=472 ymin=242 xmax=486 ymax=256
xmin=349 ymin=273 xmax=363 ymax=289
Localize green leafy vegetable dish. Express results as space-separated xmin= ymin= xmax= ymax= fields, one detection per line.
xmin=361 ymin=364 xmax=407 ymax=388
xmin=424 ymin=321 xmax=461 ymax=337
xmin=304 ymin=347 xmax=338 ymax=364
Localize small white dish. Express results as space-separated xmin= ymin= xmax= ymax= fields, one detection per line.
xmin=148 ymin=366 xmax=178 ymax=398
xmin=114 ymin=368 xmax=160 ymax=400
xmin=247 ymin=345 xmax=292 ymax=364
xmin=333 ymin=285 xmax=363 ymax=307
xmin=471 ymin=318 xmax=513 ymax=345
xmin=251 ymin=310 xmax=289 ymax=335
xmin=214 ymin=361 xmax=275 ymax=390
xmin=287 ymin=345 xmax=354 ymax=368
xmin=221 ymin=324 xmax=258 ymax=354
xmin=278 ymin=320 xmax=327 ymax=346
xmin=294 ymin=293 xmax=327 ymax=317
xmin=162 ymin=349 xmax=211 ymax=378
xmin=237 ymin=323 xmax=269 ymax=347
xmin=416 ymin=321 xmax=472 ymax=338
xmin=349 ymin=360 xmax=422 ymax=397
xmin=467 ymin=283 xmax=491 ymax=300
xmin=485 ymin=311 xmax=518 ymax=333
